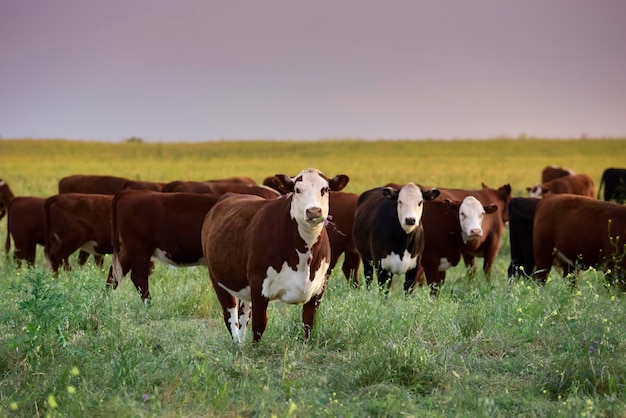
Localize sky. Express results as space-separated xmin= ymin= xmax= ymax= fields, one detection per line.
xmin=1 ymin=1 xmax=625 ymax=142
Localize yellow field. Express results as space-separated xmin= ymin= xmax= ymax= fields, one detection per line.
xmin=1 ymin=137 xmax=624 ymax=198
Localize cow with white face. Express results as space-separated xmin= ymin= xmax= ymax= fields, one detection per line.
xmin=418 ymin=196 xmax=498 ymax=290
xmin=353 ymin=183 xmax=440 ymax=292
xmin=201 ymin=168 xmax=349 ymax=343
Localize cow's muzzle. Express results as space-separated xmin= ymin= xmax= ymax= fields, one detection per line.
xmin=306 ymin=207 xmax=325 ymax=224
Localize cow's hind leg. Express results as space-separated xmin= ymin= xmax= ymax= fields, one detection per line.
xmin=237 ymin=300 xmax=252 ymax=342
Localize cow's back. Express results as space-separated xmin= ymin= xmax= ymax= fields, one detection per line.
xmin=58 ymin=175 xmax=129 ymax=194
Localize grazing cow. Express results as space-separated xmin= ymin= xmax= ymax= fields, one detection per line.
xmin=597 ymin=168 xmax=626 ymax=204
xmin=44 ymin=193 xmax=114 ymax=272
xmin=162 ymin=181 xmax=279 ymax=199
xmin=434 ymin=183 xmax=512 ymax=276
xmin=107 ymin=190 xmax=221 ymax=302
xmin=527 ymin=174 xmax=595 ymax=199
xmin=353 ymin=183 xmax=440 ymax=292
xmin=532 ymin=194 xmax=626 ymax=284
xmin=0 ymin=179 xmax=15 ymax=220
xmin=5 ymin=197 xmax=47 ymax=267
xmin=418 ymin=197 xmax=498 ymax=289
xmin=541 ymin=165 xmax=574 ymax=184
xmin=201 ymin=168 xmax=349 ymax=343
xmin=507 ymin=197 xmax=540 ymax=279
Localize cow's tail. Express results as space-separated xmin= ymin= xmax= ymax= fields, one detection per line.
xmin=4 ymin=200 xmax=12 ymax=258
xmin=110 ymin=192 xmax=124 ymax=282
xmin=597 ymin=170 xmax=606 ymax=200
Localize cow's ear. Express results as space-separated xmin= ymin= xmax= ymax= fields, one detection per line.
xmin=525 ymin=187 xmax=531 ymax=192
xmin=273 ymin=174 xmax=295 ymax=193
xmin=328 ymin=174 xmax=349 ymax=192
xmin=484 ymin=204 xmax=498 ymax=214
xmin=382 ymin=187 xmax=399 ymax=200
xmin=442 ymin=198 xmax=459 ymax=213
xmin=422 ymin=188 xmax=440 ymax=201
xmin=500 ymin=184 xmax=512 ymax=197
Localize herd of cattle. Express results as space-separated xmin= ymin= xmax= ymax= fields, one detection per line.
xmin=0 ymin=166 xmax=625 ymax=342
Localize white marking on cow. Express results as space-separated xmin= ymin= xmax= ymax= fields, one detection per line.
xmin=528 ymin=184 xmax=543 ymax=198
xmin=0 ymin=180 xmax=5 ymax=186
xmin=112 ymin=254 xmax=124 ymax=281
xmin=438 ymin=257 xmax=452 ymax=271
xmin=381 ymin=250 xmax=418 ymax=274
xmin=225 ymin=306 xmax=241 ymax=342
xmin=262 ymin=250 xmax=327 ymax=304
xmin=237 ymin=300 xmax=252 ymax=341
xmin=152 ymin=248 xmax=206 ymax=267
xmin=459 ymin=196 xmax=486 ymax=243
xmin=396 ymin=183 xmax=424 ymax=234
xmin=218 ymin=283 xmax=252 ymax=301
xmin=79 ymin=240 xmax=98 ymax=255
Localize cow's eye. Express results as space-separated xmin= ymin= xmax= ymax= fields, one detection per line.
xmin=321 ymin=187 xmax=329 ymax=196
xmin=418 ymin=201 xmax=423 ymax=207
xmin=295 ymin=187 xmax=301 ymax=194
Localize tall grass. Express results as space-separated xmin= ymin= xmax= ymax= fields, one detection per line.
xmin=1 ymin=138 xmax=625 ymax=416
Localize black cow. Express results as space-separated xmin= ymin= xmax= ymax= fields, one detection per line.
xmin=507 ymin=197 xmax=540 ymax=279
xmin=598 ymin=168 xmax=626 ymax=204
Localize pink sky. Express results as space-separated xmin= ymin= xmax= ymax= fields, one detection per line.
xmin=1 ymin=0 xmax=625 ymax=141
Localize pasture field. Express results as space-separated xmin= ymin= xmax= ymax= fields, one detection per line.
xmin=1 ymin=137 xmax=625 ymax=417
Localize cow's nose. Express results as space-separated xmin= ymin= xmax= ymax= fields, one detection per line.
xmin=405 ymin=217 xmax=416 ymax=226
xmin=306 ymin=207 xmax=322 ymax=220
xmin=470 ymin=228 xmax=482 ymax=236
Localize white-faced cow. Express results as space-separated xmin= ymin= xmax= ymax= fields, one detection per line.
xmin=418 ymin=197 xmax=498 ymax=290
xmin=507 ymin=197 xmax=540 ymax=279
xmin=162 ymin=180 xmax=279 ymax=200
xmin=5 ymin=197 xmax=48 ymax=267
xmin=353 ymin=183 xmax=440 ymax=292
xmin=532 ymin=194 xmax=626 ymax=284
xmin=44 ymin=193 xmax=114 ymax=272
xmin=201 ymin=168 xmax=349 ymax=343
xmin=107 ymin=190 xmax=222 ymax=303
xmin=432 ymin=183 xmax=512 ymax=277
xmin=0 ymin=179 xmax=15 ymax=220
xmin=597 ymin=168 xmax=626 ymax=204
xmin=541 ymin=165 xmax=574 ymax=184
xmin=527 ymin=174 xmax=595 ymax=199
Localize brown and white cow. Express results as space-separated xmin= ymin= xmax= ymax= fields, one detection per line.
xmin=5 ymin=197 xmax=47 ymax=267
xmin=0 ymin=179 xmax=16 ymax=220
xmin=44 ymin=193 xmax=114 ymax=272
xmin=353 ymin=183 xmax=440 ymax=292
xmin=261 ymin=175 xmax=360 ymax=284
xmin=162 ymin=180 xmax=279 ymax=199
xmin=433 ymin=183 xmax=512 ymax=277
xmin=527 ymin=173 xmax=595 ymax=199
xmin=107 ymin=190 xmax=221 ymax=303
xmin=418 ymin=197 xmax=498 ymax=290
xmin=541 ymin=165 xmax=574 ymax=184
xmin=201 ymin=168 xmax=349 ymax=343
xmin=532 ymin=194 xmax=626 ymax=284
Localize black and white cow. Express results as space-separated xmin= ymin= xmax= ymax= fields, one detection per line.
xmin=507 ymin=197 xmax=540 ymax=279
xmin=353 ymin=183 xmax=440 ymax=292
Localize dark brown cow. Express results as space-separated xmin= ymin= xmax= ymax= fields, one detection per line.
xmin=0 ymin=179 xmax=15 ymax=220
xmin=418 ymin=197 xmax=498 ymax=289
xmin=507 ymin=197 xmax=541 ymax=279
xmin=433 ymin=183 xmax=512 ymax=277
xmin=326 ymin=191 xmax=360 ymax=285
xmin=527 ymin=174 xmax=595 ymax=199
xmin=597 ymin=168 xmax=626 ymax=204
xmin=5 ymin=197 xmax=47 ymax=267
xmin=44 ymin=193 xmax=114 ymax=272
xmin=206 ymin=176 xmax=257 ymax=186
xmin=107 ymin=190 xmax=221 ymax=303
xmin=353 ymin=183 xmax=440 ymax=292
xmin=532 ymin=194 xmax=626 ymax=284
xmin=162 ymin=181 xmax=279 ymax=199
xmin=201 ymin=169 xmax=349 ymax=343
xmin=124 ymin=180 xmax=166 ymax=191
xmin=59 ymin=175 xmax=129 ymax=194
xmin=541 ymin=165 xmax=574 ymax=184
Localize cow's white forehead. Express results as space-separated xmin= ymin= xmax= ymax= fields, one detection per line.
xmin=398 ymin=182 xmax=422 ymax=201
xmin=294 ymin=168 xmax=324 ymax=184
xmin=460 ymin=196 xmax=484 ymax=213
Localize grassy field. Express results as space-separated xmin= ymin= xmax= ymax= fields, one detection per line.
xmin=1 ymin=138 xmax=625 ymax=417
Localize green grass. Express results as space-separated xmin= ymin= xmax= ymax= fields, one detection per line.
xmin=1 ymin=137 xmax=625 ymax=417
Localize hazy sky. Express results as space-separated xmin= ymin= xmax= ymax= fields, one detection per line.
xmin=1 ymin=1 xmax=625 ymax=142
